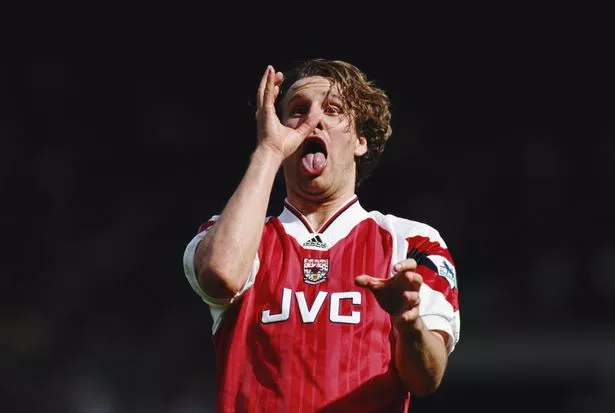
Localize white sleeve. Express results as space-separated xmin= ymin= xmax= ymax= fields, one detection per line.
xmin=419 ymin=283 xmax=460 ymax=355
xmin=369 ymin=211 xmax=460 ymax=354
xmin=182 ymin=219 xmax=259 ymax=333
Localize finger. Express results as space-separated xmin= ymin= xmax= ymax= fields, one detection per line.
xmin=263 ymin=66 xmax=277 ymax=107
xmin=393 ymin=258 xmax=417 ymax=273
xmin=354 ymin=274 xmax=387 ymax=291
xmin=293 ymin=114 xmax=321 ymax=140
xmin=274 ymin=70 xmax=284 ymax=85
xmin=273 ymin=85 xmax=280 ymax=100
xmin=256 ymin=65 xmax=272 ymax=110
xmin=396 ymin=270 xmax=423 ymax=291
xmin=387 ymin=290 xmax=420 ymax=317
xmin=393 ymin=307 xmax=420 ymax=329
xmin=402 ymin=290 xmax=421 ymax=308
xmin=273 ymin=72 xmax=284 ymax=101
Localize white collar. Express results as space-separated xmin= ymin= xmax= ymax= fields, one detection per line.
xmin=278 ymin=195 xmax=370 ymax=250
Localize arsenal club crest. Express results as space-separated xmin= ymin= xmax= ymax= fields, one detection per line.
xmin=303 ymin=258 xmax=329 ymax=284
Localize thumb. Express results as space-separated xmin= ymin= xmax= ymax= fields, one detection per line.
xmin=294 ymin=115 xmax=321 ymax=138
xmin=354 ymin=275 xmax=386 ymax=291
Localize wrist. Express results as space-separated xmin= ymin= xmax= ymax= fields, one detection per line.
xmin=394 ymin=314 xmax=426 ymax=339
xmin=253 ymin=144 xmax=285 ymax=165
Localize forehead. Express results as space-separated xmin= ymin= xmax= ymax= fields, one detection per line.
xmin=283 ymin=76 xmax=341 ymax=106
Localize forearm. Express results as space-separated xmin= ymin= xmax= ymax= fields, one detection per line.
xmin=395 ymin=318 xmax=448 ymax=396
xmin=195 ymin=145 xmax=283 ymax=298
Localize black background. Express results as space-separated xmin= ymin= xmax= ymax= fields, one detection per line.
xmin=2 ymin=9 xmax=614 ymax=413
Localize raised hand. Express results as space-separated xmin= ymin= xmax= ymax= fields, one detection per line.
xmin=255 ymin=65 xmax=320 ymax=159
xmin=355 ymin=258 xmax=423 ymax=332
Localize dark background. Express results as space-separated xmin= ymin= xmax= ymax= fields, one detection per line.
xmin=2 ymin=11 xmax=614 ymax=413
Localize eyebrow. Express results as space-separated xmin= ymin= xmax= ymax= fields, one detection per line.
xmin=285 ymin=91 xmax=341 ymax=107
xmin=285 ymin=94 xmax=303 ymax=106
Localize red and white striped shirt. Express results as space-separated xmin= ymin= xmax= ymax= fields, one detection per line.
xmin=183 ymin=195 xmax=460 ymax=413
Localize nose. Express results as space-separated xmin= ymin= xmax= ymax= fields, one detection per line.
xmin=308 ymin=104 xmax=326 ymax=130
xmin=314 ymin=116 xmax=326 ymax=131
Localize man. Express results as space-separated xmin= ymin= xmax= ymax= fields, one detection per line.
xmin=183 ymin=59 xmax=460 ymax=412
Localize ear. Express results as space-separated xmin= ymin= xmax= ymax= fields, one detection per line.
xmin=354 ymin=136 xmax=368 ymax=157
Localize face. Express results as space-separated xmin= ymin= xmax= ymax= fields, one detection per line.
xmin=280 ymin=76 xmax=367 ymax=200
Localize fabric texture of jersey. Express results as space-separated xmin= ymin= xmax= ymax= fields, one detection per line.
xmin=182 ymin=196 xmax=460 ymax=413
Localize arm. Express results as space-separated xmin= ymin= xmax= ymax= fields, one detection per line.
xmin=394 ymin=317 xmax=448 ymax=396
xmin=195 ymin=66 xmax=320 ymax=299
xmin=195 ymin=146 xmax=283 ymax=298
xmin=355 ymin=259 xmax=449 ymax=396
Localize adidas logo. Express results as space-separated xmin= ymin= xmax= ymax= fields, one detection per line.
xmin=303 ymin=235 xmax=327 ymax=249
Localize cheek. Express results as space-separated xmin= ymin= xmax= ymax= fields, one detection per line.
xmin=329 ymin=141 xmax=355 ymax=163
xmin=331 ymin=129 xmax=358 ymax=152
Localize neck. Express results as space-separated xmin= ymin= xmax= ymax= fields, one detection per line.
xmin=286 ymin=190 xmax=356 ymax=232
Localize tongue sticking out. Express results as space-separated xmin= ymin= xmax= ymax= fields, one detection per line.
xmin=301 ymin=152 xmax=327 ymax=176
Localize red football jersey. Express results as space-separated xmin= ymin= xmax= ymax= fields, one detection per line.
xmin=183 ymin=196 xmax=460 ymax=412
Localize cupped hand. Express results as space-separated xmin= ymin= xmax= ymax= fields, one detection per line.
xmin=255 ymin=65 xmax=320 ymax=159
xmin=355 ymin=258 xmax=423 ymax=332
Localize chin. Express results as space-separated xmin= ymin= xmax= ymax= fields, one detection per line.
xmin=296 ymin=177 xmax=329 ymax=199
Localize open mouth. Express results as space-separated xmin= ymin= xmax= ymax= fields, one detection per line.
xmin=300 ymin=137 xmax=328 ymax=176
xmin=302 ymin=137 xmax=328 ymax=157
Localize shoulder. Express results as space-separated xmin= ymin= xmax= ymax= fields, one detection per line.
xmin=367 ymin=210 xmax=447 ymax=247
xmin=196 ymin=214 xmax=275 ymax=234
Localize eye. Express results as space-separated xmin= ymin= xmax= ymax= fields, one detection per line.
xmin=324 ymin=104 xmax=342 ymax=115
xmin=324 ymin=102 xmax=344 ymax=116
xmin=289 ymin=105 xmax=308 ymax=117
